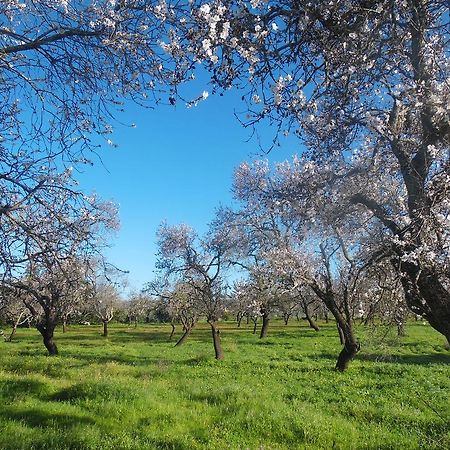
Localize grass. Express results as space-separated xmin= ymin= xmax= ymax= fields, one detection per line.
xmin=0 ymin=320 xmax=449 ymax=450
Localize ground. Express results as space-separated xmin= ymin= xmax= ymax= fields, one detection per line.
xmin=0 ymin=320 xmax=449 ymax=449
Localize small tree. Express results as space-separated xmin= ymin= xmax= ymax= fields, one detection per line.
xmin=155 ymin=221 xmax=236 ymax=359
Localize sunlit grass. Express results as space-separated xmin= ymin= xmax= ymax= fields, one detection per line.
xmin=0 ymin=320 xmax=449 ymax=449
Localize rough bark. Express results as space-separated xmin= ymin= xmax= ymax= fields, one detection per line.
xmin=337 ymin=324 xmax=345 ymax=345
xmin=304 ymin=302 xmax=320 ymax=331
xmin=37 ymin=323 xmax=58 ymax=355
xmin=335 ymin=321 xmax=360 ymax=371
xmin=103 ymin=320 xmax=108 ymax=337
xmin=209 ymin=321 xmax=224 ymax=360
xmin=174 ymin=326 xmax=192 ymax=346
xmin=259 ymin=312 xmax=270 ymax=339
xmin=169 ymin=322 xmax=176 ymax=340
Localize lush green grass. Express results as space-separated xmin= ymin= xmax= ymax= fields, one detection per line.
xmin=0 ymin=320 xmax=449 ymax=450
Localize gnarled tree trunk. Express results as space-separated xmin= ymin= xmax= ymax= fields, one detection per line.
xmin=37 ymin=322 xmax=58 ymax=355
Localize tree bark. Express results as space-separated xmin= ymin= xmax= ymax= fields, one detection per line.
xmin=7 ymin=325 xmax=17 ymax=342
xmin=304 ymin=302 xmax=320 ymax=331
xmin=174 ymin=326 xmax=192 ymax=346
xmin=103 ymin=320 xmax=108 ymax=337
xmin=62 ymin=320 xmax=67 ymax=334
xmin=252 ymin=319 xmax=258 ymax=334
xmin=335 ymin=321 xmax=360 ymax=371
xmin=209 ymin=321 xmax=224 ymax=360
xmin=260 ymin=312 xmax=270 ymax=339
xmin=337 ymin=324 xmax=345 ymax=345
xmin=169 ymin=322 xmax=176 ymax=340
xmin=399 ymin=263 xmax=450 ymax=345
xmin=37 ymin=323 xmax=58 ymax=355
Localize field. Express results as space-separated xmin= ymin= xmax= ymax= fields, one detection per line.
xmin=0 ymin=320 xmax=449 ymax=450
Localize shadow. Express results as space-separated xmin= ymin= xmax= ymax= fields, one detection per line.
xmin=0 ymin=378 xmax=50 ymax=402
xmin=0 ymin=406 xmax=95 ymax=428
xmin=50 ymin=381 xmax=140 ymax=403
xmin=184 ymin=355 xmax=210 ymax=366
xmin=314 ymin=350 xmax=450 ymax=366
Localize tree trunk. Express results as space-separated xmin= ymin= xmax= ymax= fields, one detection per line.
xmin=304 ymin=303 xmax=320 ymax=331
xmin=6 ymin=312 xmax=26 ymax=342
xmin=252 ymin=319 xmax=258 ymax=334
xmin=209 ymin=321 xmax=224 ymax=360
xmin=169 ymin=322 xmax=176 ymax=340
xmin=399 ymin=264 xmax=450 ymax=345
xmin=62 ymin=320 xmax=67 ymax=334
xmin=37 ymin=323 xmax=58 ymax=355
xmin=337 ymin=324 xmax=345 ymax=345
xmin=283 ymin=314 xmax=290 ymax=326
xmin=174 ymin=326 xmax=192 ymax=346
xmin=7 ymin=325 xmax=17 ymax=342
xmin=260 ymin=313 xmax=270 ymax=339
xmin=103 ymin=320 xmax=108 ymax=337
xmin=237 ymin=313 xmax=243 ymax=328
xmin=335 ymin=340 xmax=360 ymax=372
xmin=335 ymin=321 xmax=360 ymax=371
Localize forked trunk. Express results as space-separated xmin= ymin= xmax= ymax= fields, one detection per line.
xmin=209 ymin=321 xmax=224 ymax=360
xmin=37 ymin=323 xmax=58 ymax=355
xmin=103 ymin=320 xmax=108 ymax=337
xmin=174 ymin=326 xmax=192 ymax=346
xmin=260 ymin=312 xmax=270 ymax=339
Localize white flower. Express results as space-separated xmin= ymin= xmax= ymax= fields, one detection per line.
xmin=199 ymin=4 xmax=211 ymax=15
xmin=202 ymin=90 xmax=209 ymax=100
xmin=271 ymin=23 xmax=278 ymax=31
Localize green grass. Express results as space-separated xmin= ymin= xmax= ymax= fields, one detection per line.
xmin=0 ymin=320 xmax=449 ymax=450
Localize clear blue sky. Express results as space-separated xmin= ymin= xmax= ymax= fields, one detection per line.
xmin=77 ymin=88 xmax=300 ymax=293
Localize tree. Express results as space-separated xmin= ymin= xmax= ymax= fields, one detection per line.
xmin=90 ymin=283 xmax=122 ymax=337
xmin=162 ymin=1 xmax=450 ymax=344
xmin=155 ymin=221 xmax=236 ymax=359
xmin=1 ymin=178 xmax=117 ymax=354
xmin=0 ymin=288 xmax=32 ymax=342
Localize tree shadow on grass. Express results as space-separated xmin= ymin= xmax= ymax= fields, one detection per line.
xmin=315 ymin=351 xmax=450 ymax=366
xmin=0 ymin=405 xmax=95 ymax=428
xmin=0 ymin=378 xmax=51 ymax=402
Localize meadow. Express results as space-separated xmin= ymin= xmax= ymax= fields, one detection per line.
xmin=0 ymin=320 xmax=449 ymax=450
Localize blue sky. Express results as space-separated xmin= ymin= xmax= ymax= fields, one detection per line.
xmin=78 ymin=88 xmax=300 ymax=293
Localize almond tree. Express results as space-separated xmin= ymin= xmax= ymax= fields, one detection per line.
xmin=0 ymin=288 xmax=32 ymax=342
xmin=155 ymin=221 xmax=236 ymax=359
xmin=162 ymin=1 xmax=450 ymax=344
xmin=2 ymin=178 xmax=117 ymax=354
xmin=89 ymin=282 xmax=122 ymax=337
